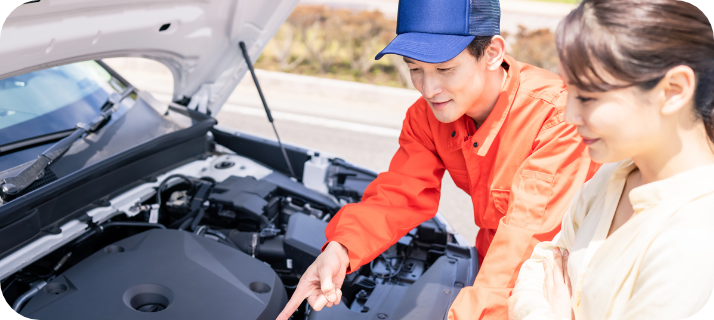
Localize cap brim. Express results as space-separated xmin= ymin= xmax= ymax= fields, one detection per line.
xmin=375 ymin=33 xmax=475 ymax=63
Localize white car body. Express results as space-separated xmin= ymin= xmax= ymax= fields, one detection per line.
xmin=0 ymin=2 xmax=473 ymax=319
xmin=0 ymin=0 xmax=297 ymax=115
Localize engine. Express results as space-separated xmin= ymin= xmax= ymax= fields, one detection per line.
xmin=20 ymin=229 xmax=287 ymax=320
xmin=2 ymin=155 xmax=476 ymax=320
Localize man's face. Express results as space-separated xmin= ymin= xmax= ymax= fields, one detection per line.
xmin=405 ymin=50 xmax=489 ymax=123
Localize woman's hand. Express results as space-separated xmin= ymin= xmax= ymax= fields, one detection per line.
xmin=543 ymin=248 xmax=574 ymax=319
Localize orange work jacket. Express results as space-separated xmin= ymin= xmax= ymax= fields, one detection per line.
xmin=324 ymin=55 xmax=600 ymax=319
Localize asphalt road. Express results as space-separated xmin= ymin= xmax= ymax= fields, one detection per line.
xmin=215 ymin=108 xmax=479 ymax=246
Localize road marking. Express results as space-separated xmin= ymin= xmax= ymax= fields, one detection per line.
xmin=152 ymin=93 xmax=402 ymax=138
xmin=220 ymin=104 xmax=402 ymax=138
xmin=151 ymin=92 xmax=402 ymax=137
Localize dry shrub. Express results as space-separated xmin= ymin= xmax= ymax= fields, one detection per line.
xmin=507 ymin=26 xmax=559 ymax=73
xmin=270 ymin=21 xmax=305 ymax=72
xmin=341 ymin=11 xmax=396 ymax=76
xmin=261 ymin=7 xmax=561 ymax=88
xmin=261 ymin=5 xmax=405 ymax=87
xmin=285 ymin=6 xmax=397 ymax=75
xmin=288 ymin=6 xmax=348 ymax=73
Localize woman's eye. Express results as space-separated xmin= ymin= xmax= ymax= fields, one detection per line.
xmin=576 ymin=96 xmax=595 ymax=103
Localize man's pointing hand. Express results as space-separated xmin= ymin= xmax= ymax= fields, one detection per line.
xmin=276 ymin=241 xmax=350 ymax=320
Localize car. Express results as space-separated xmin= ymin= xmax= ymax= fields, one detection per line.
xmin=0 ymin=1 xmax=478 ymax=319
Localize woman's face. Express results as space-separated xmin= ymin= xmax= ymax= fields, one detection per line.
xmin=560 ymin=64 xmax=664 ymax=164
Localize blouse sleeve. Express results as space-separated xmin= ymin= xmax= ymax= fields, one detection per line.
xmin=507 ymin=182 xmax=591 ymax=320
xmin=506 ymin=236 xmax=561 ymax=320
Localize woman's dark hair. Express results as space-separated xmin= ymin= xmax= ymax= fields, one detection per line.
xmin=466 ymin=36 xmax=494 ymax=60
xmin=557 ymin=0 xmax=714 ymax=140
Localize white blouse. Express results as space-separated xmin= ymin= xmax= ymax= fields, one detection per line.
xmin=508 ymin=160 xmax=714 ymax=320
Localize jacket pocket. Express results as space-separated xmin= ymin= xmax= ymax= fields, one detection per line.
xmin=490 ymin=189 xmax=511 ymax=215
xmin=509 ymin=170 xmax=554 ymax=230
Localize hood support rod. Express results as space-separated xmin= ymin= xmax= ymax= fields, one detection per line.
xmin=239 ymin=41 xmax=296 ymax=179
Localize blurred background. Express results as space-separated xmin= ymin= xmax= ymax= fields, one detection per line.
xmin=104 ymin=0 xmax=577 ymax=246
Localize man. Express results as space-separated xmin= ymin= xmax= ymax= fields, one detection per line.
xmin=277 ymin=0 xmax=599 ymax=318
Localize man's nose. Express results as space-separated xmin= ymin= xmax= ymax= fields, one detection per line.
xmin=421 ymin=75 xmax=442 ymax=99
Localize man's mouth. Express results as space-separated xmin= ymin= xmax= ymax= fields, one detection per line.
xmin=431 ymin=100 xmax=451 ymax=110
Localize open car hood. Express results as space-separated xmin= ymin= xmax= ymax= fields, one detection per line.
xmin=0 ymin=0 xmax=298 ymax=116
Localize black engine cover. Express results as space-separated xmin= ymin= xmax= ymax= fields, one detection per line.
xmin=209 ymin=175 xmax=279 ymax=220
xmin=21 ymin=229 xmax=287 ymax=319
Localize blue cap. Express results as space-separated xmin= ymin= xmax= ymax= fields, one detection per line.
xmin=376 ymin=0 xmax=501 ymax=63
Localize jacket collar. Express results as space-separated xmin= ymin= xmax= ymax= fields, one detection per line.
xmin=452 ymin=55 xmax=521 ymax=156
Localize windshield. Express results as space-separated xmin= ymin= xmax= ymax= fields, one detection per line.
xmin=0 ymin=61 xmax=126 ymax=146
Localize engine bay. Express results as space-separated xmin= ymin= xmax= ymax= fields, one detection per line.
xmin=1 ymin=152 xmax=477 ymax=320
xmin=20 ymin=229 xmax=288 ymax=319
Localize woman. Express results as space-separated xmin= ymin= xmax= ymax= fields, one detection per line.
xmin=508 ymin=0 xmax=714 ymax=319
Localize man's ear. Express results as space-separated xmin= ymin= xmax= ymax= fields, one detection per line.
xmin=485 ymin=35 xmax=506 ymax=71
xmin=660 ymin=65 xmax=696 ymax=116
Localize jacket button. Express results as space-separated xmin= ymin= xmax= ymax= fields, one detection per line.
xmin=473 ymin=142 xmax=479 ymax=148
xmin=451 ymin=131 xmax=456 ymax=137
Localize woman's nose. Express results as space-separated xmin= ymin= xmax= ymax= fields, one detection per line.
xmin=564 ymin=102 xmax=584 ymax=126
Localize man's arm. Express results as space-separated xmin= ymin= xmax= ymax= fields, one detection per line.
xmin=326 ymin=100 xmax=446 ymax=271
xmin=277 ymin=100 xmax=445 ymax=319
xmin=449 ymin=112 xmax=597 ymax=320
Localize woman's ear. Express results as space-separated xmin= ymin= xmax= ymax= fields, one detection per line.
xmin=485 ymin=36 xmax=506 ymax=71
xmin=660 ymin=65 xmax=696 ymax=116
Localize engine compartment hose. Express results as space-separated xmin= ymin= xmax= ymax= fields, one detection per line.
xmin=169 ymin=209 xmax=196 ymax=229
xmin=223 ymin=230 xmax=262 ymax=257
xmin=156 ymin=174 xmax=193 ymax=209
xmin=203 ymin=229 xmax=240 ymax=250
xmin=178 ymin=208 xmax=203 ymax=231
xmin=194 ymin=225 xmax=208 ymax=236
xmin=12 ymin=280 xmax=46 ymax=312
xmin=189 ymin=208 xmax=205 ymax=231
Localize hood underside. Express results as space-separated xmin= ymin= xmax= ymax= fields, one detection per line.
xmin=0 ymin=0 xmax=298 ymax=115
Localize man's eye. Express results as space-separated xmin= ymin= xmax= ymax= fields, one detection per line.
xmin=576 ymin=96 xmax=595 ymax=103
xmin=409 ymin=68 xmax=420 ymax=72
xmin=438 ymin=68 xmax=454 ymax=72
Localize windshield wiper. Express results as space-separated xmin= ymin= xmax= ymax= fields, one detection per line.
xmin=0 ymin=130 xmax=75 ymax=157
xmin=0 ymin=86 xmax=135 ymax=197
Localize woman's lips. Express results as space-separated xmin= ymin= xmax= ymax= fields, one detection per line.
xmin=582 ymin=138 xmax=600 ymax=145
xmin=431 ymin=100 xmax=451 ymax=110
